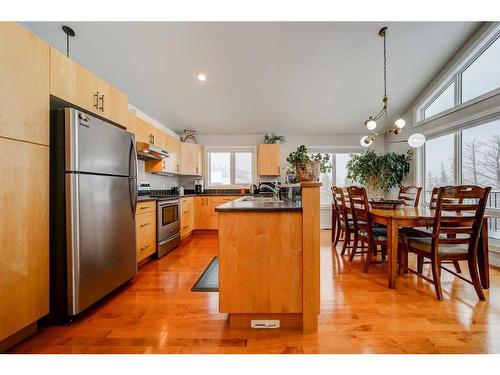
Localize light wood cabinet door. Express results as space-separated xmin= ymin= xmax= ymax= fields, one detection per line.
xmin=180 ymin=143 xmax=202 ymax=176
xmin=0 ymin=138 xmax=49 ymax=341
xmin=194 ymin=196 xmax=212 ymax=229
xmin=258 ymin=144 xmax=281 ymax=176
xmin=164 ymin=134 xmax=181 ymax=174
xmin=96 ymin=79 xmax=128 ymax=127
xmin=49 ymin=46 xmax=98 ymax=113
xmin=135 ymin=117 xmax=151 ymax=144
xmin=127 ymin=112 xmax=137 ymax=135
xmin=0 ymin=23 xmax=49 ymax=145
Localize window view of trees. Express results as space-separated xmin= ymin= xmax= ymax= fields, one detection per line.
xmin=208 ymin=150 xmax=254 ymax=186
xmin=424 ymin=134 xmax=455 ymax=199
xmin=462 ymin=120 xmax=500 ymax=188
xmin=317 ymin=153 xmax=355 ymax=206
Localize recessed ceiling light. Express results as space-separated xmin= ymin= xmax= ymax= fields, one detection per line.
xmin=197 ymin=73 xmax=207 ymax=82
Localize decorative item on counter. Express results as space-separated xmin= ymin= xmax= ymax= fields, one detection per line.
xmin=180 ymin=129 xmax=197 ymax=143
xmin=284 ymin=166 xmax=298 ymax=184
xmin=286 ymin=145 xmax=332 ymax=182
xmin=240 ymin=188 xmax=246 ymax=195
xmin=346 ymin=149 xmax=412 ymax=198
xmin=263 ymin=132 xmax=286 ymax=144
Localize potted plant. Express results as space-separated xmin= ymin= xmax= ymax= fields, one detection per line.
xmin=287 ymin=145 xmax=332 ymax=182
xmin=264 ymin=133 xmax=286 ymax=144
xmin=346 ymin=149 xmax=412 ymax=198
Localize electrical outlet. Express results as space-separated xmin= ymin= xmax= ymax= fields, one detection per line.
xmin=250 ymin=320 xmax=280 ymax=329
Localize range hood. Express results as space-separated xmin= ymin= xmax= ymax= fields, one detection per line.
xmin=136 ymin=141 xmax=169 ymax=161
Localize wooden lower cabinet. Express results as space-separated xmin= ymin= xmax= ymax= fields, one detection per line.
xmin=194 ymin=196 xmax=241 ymax=230
xmin=0 ymin=138 xmax=49 ymax=343
xmin=135 ymin=201 xmax=156 ymax=263
xmin=180 ymin=197 xmax=195 ymax=238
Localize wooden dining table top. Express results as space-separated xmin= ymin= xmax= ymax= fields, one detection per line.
xmin=370 ymin=206 xmax=481 ymax=220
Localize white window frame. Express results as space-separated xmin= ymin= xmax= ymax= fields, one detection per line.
xmin=205 ymin=146 xmax=257 ymax=188
xmin=308 ymin=147 xmax=363 ymax=209
xmin=414 ymin=23 xmax=500 ymax=125
xmin=422 ymin=117 xmax=500 ymax=236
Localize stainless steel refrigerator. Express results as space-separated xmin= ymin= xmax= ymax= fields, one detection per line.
xmin=50 ymin=108 xmax=137 ymax=322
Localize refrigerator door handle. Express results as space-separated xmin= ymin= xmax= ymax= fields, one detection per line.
xmin=129 ymin=136 xmax=138 ymax=215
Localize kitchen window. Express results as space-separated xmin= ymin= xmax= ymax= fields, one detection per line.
xmin=206 ymin=147 xmax=255 ymax=187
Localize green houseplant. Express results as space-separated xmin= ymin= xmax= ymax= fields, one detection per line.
xmin=346 ymin=149 xmax=412 ymax=196
xmin=264 ymin=133 xmax=286 ymax=144
xmin=287 ymin=145 xmax=332 ymax=182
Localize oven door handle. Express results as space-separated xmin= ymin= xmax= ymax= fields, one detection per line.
xmin=158 ymin=232 xmax=180 ymax=246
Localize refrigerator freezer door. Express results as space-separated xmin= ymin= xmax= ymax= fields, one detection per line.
xmin=65 ymin=108 xmax=136 ymax=177
xmin=66 ymin=173 xmax=137 ymax=315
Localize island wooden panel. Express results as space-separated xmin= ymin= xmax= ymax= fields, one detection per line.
xmin=218 ymin=211 xmax=303 ymax=313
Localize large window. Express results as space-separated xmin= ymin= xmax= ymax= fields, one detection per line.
xmin=461 ymin=36 xmax=500 ymax=103
xmin=317 ymin=153 xmax=357 ymax=206
xmin=424 ymin=82 xmax=455 ymax=119
xmin=206 ymin=148 xmax=255 ymax=187
xmin=424 ymin=133 xmax=455 ymax=200
xmin=424 ymin=119 xmax=500 ymax=240
xmin=417 ymin=25 xmax=500 ymax=122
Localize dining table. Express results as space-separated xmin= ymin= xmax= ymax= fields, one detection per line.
xmin=369 ymin=206 xmax=490 ymax=289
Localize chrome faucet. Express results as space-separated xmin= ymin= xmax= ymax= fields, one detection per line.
xmin=259 ymin=184 xmax=280 ymax=200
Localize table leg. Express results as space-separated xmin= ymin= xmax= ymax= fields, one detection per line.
xmin=478 ymin=217 xmax=490 ymax=289
xmin=387 ymin=217 xmax=399 ymax=289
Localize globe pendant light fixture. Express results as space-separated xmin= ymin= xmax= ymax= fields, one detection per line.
xmin=360 ymin=27 xmax=425 ymax=149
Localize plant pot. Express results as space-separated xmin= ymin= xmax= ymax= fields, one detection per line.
xmin=296 ymin=161 xmax=320 ymax=182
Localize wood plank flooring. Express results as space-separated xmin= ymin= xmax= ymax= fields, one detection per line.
xmin=8 ymin=230 xmax=500 ymax=353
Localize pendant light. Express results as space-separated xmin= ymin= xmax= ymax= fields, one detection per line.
xmin=360 ymin=27 xmax=425 ymax=149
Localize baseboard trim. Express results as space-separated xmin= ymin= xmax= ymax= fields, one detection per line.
xmin=0 ymin=322 xmax=37 ymax=353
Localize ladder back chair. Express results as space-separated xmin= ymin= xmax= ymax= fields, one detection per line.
xmin=347 ymin=186 xmax=388 ymax=272
xmin=332 ymin=187 xmax=355 ymax=255
xmin=398 ymin=186 xmax=422 ymax=207
xmin=330 ymin=187 xmax=342 ymax=247
xmin=401 ymin=185 xmax=491 ymax=300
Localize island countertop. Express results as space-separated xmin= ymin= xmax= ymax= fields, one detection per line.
xmin=214 ymin=197 xmax=302 ymax=212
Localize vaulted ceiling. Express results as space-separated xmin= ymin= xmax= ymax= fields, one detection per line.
xmin=24 ymin=21 xmax=480 ymax=134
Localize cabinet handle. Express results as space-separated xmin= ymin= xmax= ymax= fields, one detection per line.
xmin=139 ymin=222 xmax=150 ymax=228
xmin=196 ymin=166 xmax=199 ymax=174
xmin=183 ymin=210 xmax=189 ymax=214
xmin=94 ymin=92 xmax=99 ymax=108
xmin=176 ymin=165 xmax=179 ymax=172
xmin=99 ymin=94 xmax=105 ymax=111
xmin=140 ymin=206 xmax=149 ymax=210
xmin=140 ymin=244 xmax=150 ymax=251
xmin=183 ymin=225 xmax=188 ymax=230
xmin=163 ymin=160 xmax=166 ymax=170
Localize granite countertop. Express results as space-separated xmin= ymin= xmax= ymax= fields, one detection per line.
xmin=215 ymin=197 xmax=302 ymax=212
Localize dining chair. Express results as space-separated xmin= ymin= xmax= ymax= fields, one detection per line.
xmin=332 ymin=187 xmax=355 ymax=255
xmin=330 ymin=187 xmax=342 ymax=247
xmin=403 ymin=187 xmax=463 ymax=274
xmin=398 ymin=186 xmax=422 ymax=207
xmin=400 ymin=185 xmax=491 ymax=300
xmin=347 ymin=186 xmax=388 ymax=272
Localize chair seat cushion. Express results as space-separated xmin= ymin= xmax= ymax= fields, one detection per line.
xmin=408 ymin=237 xmax=469 ymax=256
xmin=359 ymin=227 xmax=387 ymax=241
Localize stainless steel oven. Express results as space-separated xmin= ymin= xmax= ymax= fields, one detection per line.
xmin=157 ymin=199 xmax=180 ymax=258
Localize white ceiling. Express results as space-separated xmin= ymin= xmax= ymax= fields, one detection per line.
xmin=23 ymin=21 xmax=480 ymax=135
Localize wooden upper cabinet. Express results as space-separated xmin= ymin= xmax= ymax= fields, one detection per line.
xmin=164 ymin=134 xmax=181 ymax=174
xmin=258 ymin=144 xmax=281 ymax=176
xmin=135 ymin=117 xmax=152 ymax=144
xmin=0 ymin=23 xmax=49 ymax=145
xmin=0 ymin=138 xmax=49 ymax=342
xmin=96 ymin=78 xmax=128 ymax=127
xmin=180 ymin=142 xmax=202 ymax=176
xmin=49 ymin=47 xmax=128 ymax=127
xmin=50 ymin=46 xmax=98 ymax=113
xmin=127 ymin=112 xmax=137 ymax=135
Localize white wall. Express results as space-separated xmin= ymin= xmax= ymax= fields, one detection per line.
xmin=197 ymin=133 xmax=385 ymax=228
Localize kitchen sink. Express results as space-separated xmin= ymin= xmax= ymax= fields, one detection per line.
xmin=240 ymin=196 xmax=283 ymax=203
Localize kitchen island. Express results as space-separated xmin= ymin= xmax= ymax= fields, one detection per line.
xmin=215 ymin=182 xmax=321 ymax=332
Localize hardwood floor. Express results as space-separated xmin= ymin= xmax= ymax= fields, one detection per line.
xmin=8 ymin=230 xmax=500 ymax=354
